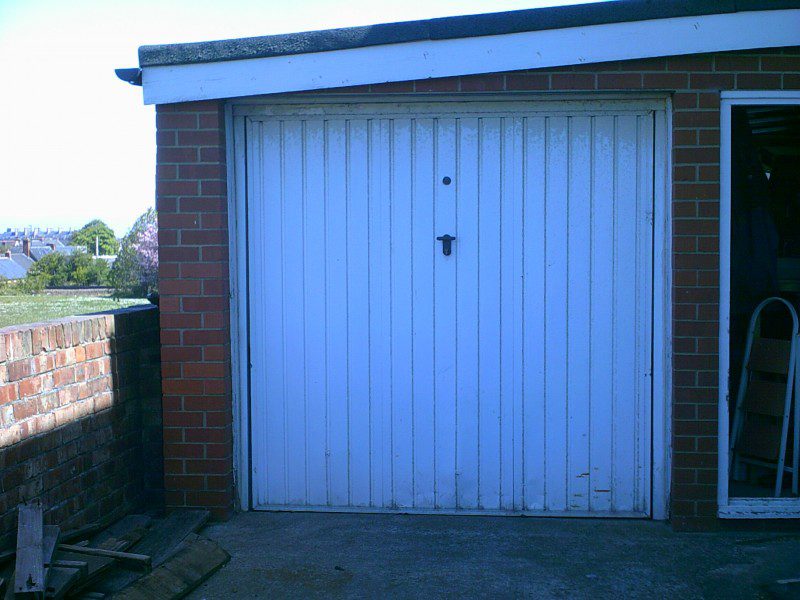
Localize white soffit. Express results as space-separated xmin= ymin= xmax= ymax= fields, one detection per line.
xmin=141 ymin=9 xmax=800 ymax=104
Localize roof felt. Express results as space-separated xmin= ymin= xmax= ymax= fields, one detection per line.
xmin=138 ymin=0 xmax=800 ymax=67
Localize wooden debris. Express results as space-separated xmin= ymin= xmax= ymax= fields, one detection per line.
xmin=54 ymin=548 xmax=150 ymax=572
xmin=91 ymin=516 xmax=151 ymax=553
xmin=14 ymin=501 xmax=46 ymax=599
xmin=59 ymin=525 xmax=103 ymax=547
xmin=42 ymin=526 xmax=60 ymax=586
xmin=123 ymin=511 xmax=209 ymax=563
xmin=65 ymin=515 xmax=154 ymax=598
xmin=6 ymin=510 xmax=223 ymax=600
xmin=43 ymin=567 xmax=81 ymax=600
xmin=87 ymin=510 xmax=210 ymax=596
xmin=50 ymin=551 xmax=114 ymax=596
xmin=112 ymin=535 xmax=229 ymax=600
xmin=90 ymin=516 xmax=151 ymax=549
xmin=48 ymin=561 xmax=87 ymax=579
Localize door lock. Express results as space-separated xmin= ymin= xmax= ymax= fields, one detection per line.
xmin=436 ymin=234 xmax=456 ymax=256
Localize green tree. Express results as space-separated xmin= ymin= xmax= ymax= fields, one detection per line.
xmin=110 ymin=208 xmax=157 ymax=298
xmin=70 ymin=251 xmax=110 ymax=286
xmin=24 ymin=250 xmax=110 ymax=289
xmin=70 ymin=220 xmax=118 ymax=255
xmin=26 ymin=252 xmax=70 ymax=287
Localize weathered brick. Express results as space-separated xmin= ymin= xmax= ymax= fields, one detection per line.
xmin=0 ymin=307 xmax=162 ymax=545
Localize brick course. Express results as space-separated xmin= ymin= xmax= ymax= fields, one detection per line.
xmin=155 ymin=47 xmax=800 ymax=528
xmin=0 ymin=306 xmax=162 ymax=549
xmin=156 ymin=101 xmax=233 ymax=520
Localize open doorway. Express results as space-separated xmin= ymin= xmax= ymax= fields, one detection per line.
xmin=726 ymin=99 xmax=800 ymax=502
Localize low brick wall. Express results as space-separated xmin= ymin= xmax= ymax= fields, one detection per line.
xmin=0 ymin=305 xmax=162 ymax=549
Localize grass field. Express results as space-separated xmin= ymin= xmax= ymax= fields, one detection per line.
xmin=0 ymin=295 xmax=149 ymax=329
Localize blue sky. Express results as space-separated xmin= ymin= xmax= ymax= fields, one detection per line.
xmin=0 ymin=0 xmax=607 ymax=237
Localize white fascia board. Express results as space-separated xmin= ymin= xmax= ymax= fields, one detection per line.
xmin=141 ymin=9 xmax=800 ymax=104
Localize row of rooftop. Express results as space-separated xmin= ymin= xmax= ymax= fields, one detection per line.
xmin=0 ymin=228 xmax=76 ymax=242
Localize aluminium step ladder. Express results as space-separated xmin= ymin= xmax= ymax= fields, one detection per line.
xmin=729 ymin=296 xmax=800 ymax=497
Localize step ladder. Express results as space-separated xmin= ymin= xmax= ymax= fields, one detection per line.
xmin=729 ymin=296 xmax=800 ymax=497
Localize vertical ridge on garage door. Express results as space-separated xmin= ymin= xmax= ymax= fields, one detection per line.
xmin=247 ymin=102 xmax=653 ymax=515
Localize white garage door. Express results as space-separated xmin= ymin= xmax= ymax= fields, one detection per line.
xmin=245 ymin=100 xmax=654 ymax=516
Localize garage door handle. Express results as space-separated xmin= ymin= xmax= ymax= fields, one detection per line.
xmin=436 ymin=234 xmax=456 ymax=256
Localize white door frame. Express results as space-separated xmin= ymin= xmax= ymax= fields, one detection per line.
xmin=718 ymin=90 xmax=800 ymax=518
xmin=226 ymin=93 xmax=672 ymax=519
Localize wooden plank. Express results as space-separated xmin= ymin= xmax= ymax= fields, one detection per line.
xmin=749 ymin=338 xmax=792 ymax=375
xmin=126 ymin=511 xmax=209 ymax=564
xmin=47 ymin=549 xmax=116 ymax=598
xmin=55 ymin=551 xmax=113 ymax=580
xmin=60 ymin=525 xmax=103 ymax=546
xmin=3 ymin=573 xmax=12 ymax=600
xmin=60 ymin=512 xmax=141 ymax=546
xmin=56 ymin=547 xmax=150 ymax=571
xmin=89 ymin=516 xmax=151 ymax=551
xmin=42 ymin=527 xmax=60 ymax=569
xmin=112 ymin=535 xmax=229 ymax=600
xmin=87 ymin=510 xmax=209 ymax=596
xmin=743 ymin=379 xmax=790 ymax=417
xmin=54 ymin=550 xmax=114 ymax=596
xmin=42 ymin=525 xmax=60 ymax=595
xmin=15 ymin=501 xmax=45 ymax=599
xmin=44 ymin=567 xmax=81 ymax=600
xmin=49 ymin=562 xmax=87 ymax=579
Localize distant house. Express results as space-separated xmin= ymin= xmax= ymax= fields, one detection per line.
xmin=16 ymin=239 xmax=87 ymax=261
xmin=0 ymin=238 xmax=88 ymax=280
xmin=0 ymin=227 xmax=75 ymax=245
xmin=0 ymin=254 xmax=28 ymax=281
xmin=8 ymin=252 xmax=34 ymax=271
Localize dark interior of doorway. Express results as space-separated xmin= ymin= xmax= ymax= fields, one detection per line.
xmin=729 ymin=104 xmax=800 ymax=499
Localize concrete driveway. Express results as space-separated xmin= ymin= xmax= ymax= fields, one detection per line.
xmin=188 ymin=512 xmax=800 ymax=599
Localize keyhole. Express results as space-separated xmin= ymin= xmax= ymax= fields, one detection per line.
xmin=442 ymin=176 xmax=452 ymax=186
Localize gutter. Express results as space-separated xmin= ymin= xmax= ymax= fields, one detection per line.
xmin=115 ymin=68 xmax=142 ymax=86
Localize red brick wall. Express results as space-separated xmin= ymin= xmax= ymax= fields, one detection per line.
xmin=155 ymin=102 xmax=233 ymax=520
xmin=0 ymin=306 xmax=162 ymax=549
xmin=154 ymin=47 xmax=800 ymax=528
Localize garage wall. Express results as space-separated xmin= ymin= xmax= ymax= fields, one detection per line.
xmin=154 ymin=47 xmax=800 ymax=528
xmin=0 ymin=306 xmax=162 ymax=548
xmin=156 ymin=102 xmax=234 ymax=520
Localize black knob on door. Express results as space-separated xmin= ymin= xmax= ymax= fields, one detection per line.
xmin=436 ymin=234 xmax=456 ymax=256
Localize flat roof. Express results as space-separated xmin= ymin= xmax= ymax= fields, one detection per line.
xmin=138 ymin=0 xmax=800 ymax=68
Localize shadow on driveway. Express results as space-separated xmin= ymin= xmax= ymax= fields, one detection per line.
xmin=188 ymin=512 xmax=800 ymax=599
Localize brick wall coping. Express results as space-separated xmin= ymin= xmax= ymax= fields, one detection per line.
xmin=0 ymin=303 xmax=156 ymax=341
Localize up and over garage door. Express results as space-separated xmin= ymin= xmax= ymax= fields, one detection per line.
xmin=242 ymin=99 xmax=656 ymax=516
